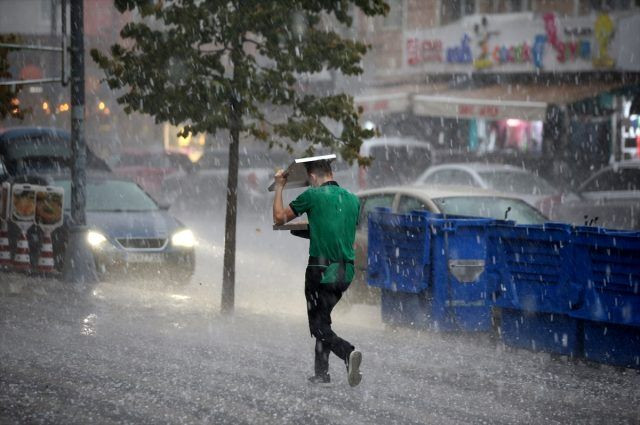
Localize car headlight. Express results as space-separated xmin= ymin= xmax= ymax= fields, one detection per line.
xmin=87 ymin=231 xmax=107 ymax=247
xmin=171 ymin=229 xmax=196 ymax=248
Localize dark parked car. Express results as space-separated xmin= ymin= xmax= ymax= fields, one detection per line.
xmin=0 ymin=127 xmax=111 ymax=181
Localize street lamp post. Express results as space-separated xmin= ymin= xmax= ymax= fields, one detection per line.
xmin=62 ymin=0 xmax=98 ymax=286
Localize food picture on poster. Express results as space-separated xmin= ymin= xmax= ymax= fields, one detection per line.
xmin=36 ymin=190 xmax=64 ymax=227
xmin=12 ymin=187 xmax=36 ymax=222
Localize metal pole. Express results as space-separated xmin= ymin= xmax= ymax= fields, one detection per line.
xmin=63 ymin=0 xmax=97 ymax=286
xmin=61 ymin=0 xmax=69 ymax=85
xmin=70 ymin=0 xmax=85 ymax=226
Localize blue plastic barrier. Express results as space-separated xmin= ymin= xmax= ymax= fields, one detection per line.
xmin=493 ymin=222 xmax=582 ymax=314
xmin=428 ymin=216 xmax=495 ymax=332
xmin=499 ymin=308 xmax=582 ymax=357
xmin=380 ymin=289 xmax=430 ymax=328
xmin=492 ymin=222 xmax=584 ymax=355
xmin=367 ymin=208 xmax=430 ymax=294
xmin=582 ymin=320 xmax=640 ymax=369
xmin=368 ymin=209 xmax=495 ymax=332
xmin=571 ymin=227 xmax=640 ymax=328
xmin=367 ymin=208 xmax=640 ymax=367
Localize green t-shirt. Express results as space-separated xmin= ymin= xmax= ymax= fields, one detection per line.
xmin=290 ymin=181 xmax=360 ymax=269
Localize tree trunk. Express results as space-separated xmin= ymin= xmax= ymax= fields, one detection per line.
xmin=221 ymin=39 xmax=244 ymax=315
xmin=221 ymin=113 xmax=240 ymax=315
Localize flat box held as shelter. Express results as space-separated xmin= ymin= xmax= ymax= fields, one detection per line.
xmin=267 ymin=154 xmax=336 ymax=192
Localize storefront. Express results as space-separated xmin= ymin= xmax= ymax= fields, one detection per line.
xmin=356 ymin=10 xmax=640 ymax=183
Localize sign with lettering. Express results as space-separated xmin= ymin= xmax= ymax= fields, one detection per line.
xmin=403 ymin=12 xmax=637 ymax=73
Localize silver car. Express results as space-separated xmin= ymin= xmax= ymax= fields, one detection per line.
xmin=328 ymin=136 xmax=434 ymax=193
xmin=553 ymin=161 xmax=640 ymax=230
xmin=414 ymin=162 xmax=560 ymax=214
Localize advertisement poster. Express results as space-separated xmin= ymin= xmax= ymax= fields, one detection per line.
xmin=11 ymin=184 xmax=37 ymax=229
xmin=35 ymin=186 xmax=65 ymax=229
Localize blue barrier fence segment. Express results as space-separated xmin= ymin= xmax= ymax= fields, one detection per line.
xmin=368 ymin=209 xmax=496 ymax=332
xmin=380 ymin=289 xmax=431 ymax=329
xmin=499 ymin=308 xmax=582 ymax=357
xmin=367 ymin=208 xmax=430 ymax=293
xmin=571 ymin=228 xmax=640 ymax=327
xmin=368 ymin=207 xmax=640 ymax=350
xmin=492 ymin=222 xmax=583 ymax=315
xmin=428 ymin=217 xmax=495 ymax=332
xmin=582 ymin=321 xmax=640 ymax=369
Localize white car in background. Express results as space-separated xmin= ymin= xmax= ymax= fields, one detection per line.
xmin=330 ymin=136 xmax=434 ymax=192
xmin=414 ymin=162 xmax=562 ymax=215
xmin=553 ymin=161 xmax=640 ymax=230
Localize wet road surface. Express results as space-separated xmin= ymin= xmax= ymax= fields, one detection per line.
xmin=1 ymin=212 xmax=639 ymax=424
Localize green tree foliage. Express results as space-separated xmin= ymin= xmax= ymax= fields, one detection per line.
xmin=0 ymin=34 xmax=28 ymax=120
xmin=92 ymin=0 xmax=386 ymax=162
xmin=91 ymin=0 xmax=388 ymax=313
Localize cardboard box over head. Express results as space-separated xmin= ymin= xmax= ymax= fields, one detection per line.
xmin=268 ymin=154 xmax=337 ymax=192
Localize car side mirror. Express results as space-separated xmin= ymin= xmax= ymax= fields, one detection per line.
xmin=158 ymin=202 xmax=171 ymax=211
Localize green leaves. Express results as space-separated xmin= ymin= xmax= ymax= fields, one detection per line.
xmin=93 ymin=0 xmax=387 ymax=165
xmin=0 ymin=34 xmax=29 ymax=120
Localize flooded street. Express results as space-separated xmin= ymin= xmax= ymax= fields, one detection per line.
xmin=1 ymin=212 xmax=639 ymax=425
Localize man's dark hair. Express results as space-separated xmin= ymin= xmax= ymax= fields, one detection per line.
xmin=304 ymin=159 xmax=333 ymax=176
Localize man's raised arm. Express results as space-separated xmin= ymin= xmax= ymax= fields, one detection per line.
xmin=273 ymin=169 xmax=296 ymax=225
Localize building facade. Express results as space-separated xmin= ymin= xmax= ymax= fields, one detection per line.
xmin=0 ymin=0 xmax=162 ymax=159
xmin=350 ymin=0 xmax=640 ymax=187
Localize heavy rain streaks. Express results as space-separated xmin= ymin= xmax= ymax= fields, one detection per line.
xmin=2 ymin=0 xmax=640 ymax=423
xmin=1 ymin=206 xmax=640 ymax=423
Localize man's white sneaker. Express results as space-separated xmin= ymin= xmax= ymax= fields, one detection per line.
xmin=347 ymin=350 xmax=362 ymax=387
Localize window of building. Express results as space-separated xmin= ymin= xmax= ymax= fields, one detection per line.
xmin=588 ymin=0 xmax=632 ymax=11
xmin=484 ymin=0 xmax=532 ymax=13
xmin=383 ymin=0 xmax=404 ymax=28
xmin=507 ymin=0 xmax=533 ymax=12
xmin=440 ymin=0 xmax=475 ymax=25
xmin=40 ymin=0 xmax=52 ymax=21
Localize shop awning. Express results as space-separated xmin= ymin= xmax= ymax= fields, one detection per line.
xmin=354 ymin=83 xmax=449 ymax=116
xmin=412 ymin=82 xmax=625 ymax=121
xmin=355 ymin=92 xmax=410 ymax=115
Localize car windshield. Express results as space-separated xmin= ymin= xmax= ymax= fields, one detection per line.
xmin=432 ymin=196 xmax=547 ymax=224
xmin=478 ymin=171 xmax=556 ymax=195
xmin=57 ymin=179 xmax=158 ymax=212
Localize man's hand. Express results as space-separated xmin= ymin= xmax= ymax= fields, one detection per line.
xmin=274 ymin=169 xmax=288 ymax=189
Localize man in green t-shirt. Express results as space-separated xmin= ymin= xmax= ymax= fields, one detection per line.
xmin=273 ymin=159 xmax=362 ymax=387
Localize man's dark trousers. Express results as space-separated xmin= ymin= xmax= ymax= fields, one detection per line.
xmin=305 ymin=264 xmax=354 ymax=376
